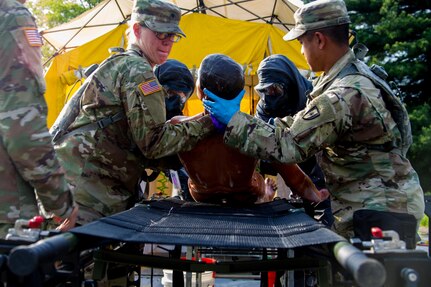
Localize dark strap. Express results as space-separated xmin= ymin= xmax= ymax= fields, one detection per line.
xmin=57 ymin=111 xmax=125 ymax=141
xmin=338 ymin=63 xmax=358 ymax=79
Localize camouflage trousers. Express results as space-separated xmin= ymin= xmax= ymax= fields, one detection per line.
xmin=330 ymin=199 xmax=358 ymax=239
xmin=330 ymin=198 xmax=421 ymax=240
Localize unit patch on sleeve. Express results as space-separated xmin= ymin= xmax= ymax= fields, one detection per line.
xmin=23 ymin=28 xmax=43 ymax=47
xmin=302 ymin=106 xmax=320 ymax=120
xmin=139 ymin=79 xmax=162 ymax=96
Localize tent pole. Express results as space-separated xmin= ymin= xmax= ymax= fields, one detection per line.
xmin=43 ymin=49 xmax=64 ymax=67
xmin=56 ymin=0 xmax=115 ymax=55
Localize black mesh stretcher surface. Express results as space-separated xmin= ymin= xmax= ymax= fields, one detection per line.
xmin=71 ymin=198 xmax=344 ymax=248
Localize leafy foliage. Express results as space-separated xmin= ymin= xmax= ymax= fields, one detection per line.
xmin=347 ymin=0 xmax=431 ymax=192
xmin=346 ymin=0 xmax=431 ymax=107
xmin=408 ymin=104 xmax=431 ymax=192
xmin=27 ymin=0 xmax=102 ymax=29
xmin=27 ymin=0 xmax=103 ymax=65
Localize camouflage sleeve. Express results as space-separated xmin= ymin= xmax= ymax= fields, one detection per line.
xmin=224 ymin=92 xmax=347 ymax=163
xmin=0 ymin=6 xmax=74 ymax=219
xmin=5 ymin=5 xmax=46 ymax=93
xmin=123 ymin=60 xmax=214 ymax=159
xmin=2 ymin=109 xmax=75 ymax=219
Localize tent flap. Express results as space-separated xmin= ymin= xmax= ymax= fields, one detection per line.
xmin=170 ymin=13 xmax=270 ymax=75
xmin=42 ymin=0 xmax=133 ymax=51
xmin=45 ymin=24 xmax=129 ymax=126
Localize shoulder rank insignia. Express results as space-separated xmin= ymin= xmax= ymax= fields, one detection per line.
xmin=302 ymin=106 xmax=320 ymax=120
xmin=139 ymin=79 xmax=161 ymax=96
xmin=23 ymin=27 xmax=43 ymax=47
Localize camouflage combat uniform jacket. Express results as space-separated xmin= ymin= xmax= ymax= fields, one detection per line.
xmin=53 ymin=44 xmax=213 ymax=224
xmin=0 ymin=0 xmax=74 ymax=235
xmin=224 ymin=50 xmax=424 ymax=237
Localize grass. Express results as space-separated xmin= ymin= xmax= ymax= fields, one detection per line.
xmin=420 ymin=215 xmax=429 ymax=227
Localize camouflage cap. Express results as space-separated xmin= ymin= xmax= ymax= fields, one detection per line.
xmin=132 ymin=0 xmax=185 ymax=37
xmin=283 ymin=0 xmax=350 ymax=41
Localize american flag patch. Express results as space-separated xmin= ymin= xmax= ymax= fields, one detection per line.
xmin=139 ymin=79 xmax=161 ymax=96
xmin=23 ymin=27 xmax=43 ymax=47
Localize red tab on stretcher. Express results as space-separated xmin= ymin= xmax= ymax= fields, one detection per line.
xmin=23 ymin=27 xmax=43 ymax=47
xmin=139 ymin=79 xmax=162 ymax=96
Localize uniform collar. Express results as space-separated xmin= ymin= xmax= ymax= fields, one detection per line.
xmin=128 ymin=44 xmax=144 ymax=57
xmin=310 ymin=49 xmax=355 ymax=99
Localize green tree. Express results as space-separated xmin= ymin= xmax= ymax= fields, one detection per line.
xmin=346 ymin=0 xmax=431 ymax=192
xmin=28 ymin=0 xmax=102 ymax=29
xmin=346 ymin=0 xmax=431 ymax=107
xmin=27 ymin=0 xmax=103 ymax=65
xmin=408 ymin=104 xmax=431 ymax=193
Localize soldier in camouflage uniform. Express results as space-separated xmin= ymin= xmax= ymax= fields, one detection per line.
xmin=51 ymin=0 xmax=214 ymax=225
xmin=204 ymin=0 xmax=424 ymax=239
xmin=0 ymin=0 xmax=77 ymax=237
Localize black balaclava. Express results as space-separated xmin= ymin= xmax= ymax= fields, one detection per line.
xmin=198 ymin=53 xmax=244 ymax=100
xmin=154 ymin=59 xmax=195 ymax=120
xmin=255 ymin=54 xmax=311 ymax=122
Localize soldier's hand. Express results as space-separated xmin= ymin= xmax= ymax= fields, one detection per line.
xmin=56 ymin=205 xmax=79 ymax=231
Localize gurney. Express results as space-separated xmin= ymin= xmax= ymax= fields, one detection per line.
xmin=5 ymin=198 xmax=425 ymax=287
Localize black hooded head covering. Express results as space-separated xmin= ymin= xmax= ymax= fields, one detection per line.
xmin=255 ymin=54 xmax=311 ymax=122
xmin=154 ymin=59 xmax=195 ymax=94
xmin=154 ymin=59 xmax=195 ymax=120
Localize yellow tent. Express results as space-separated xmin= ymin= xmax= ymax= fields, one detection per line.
xmin=44 ymin=13 xmax=306 ymax=126
xmin=44 ymin=24 xmax=129 ymax=126
xmin=41 ymin=0 xmax=301 ymax=52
